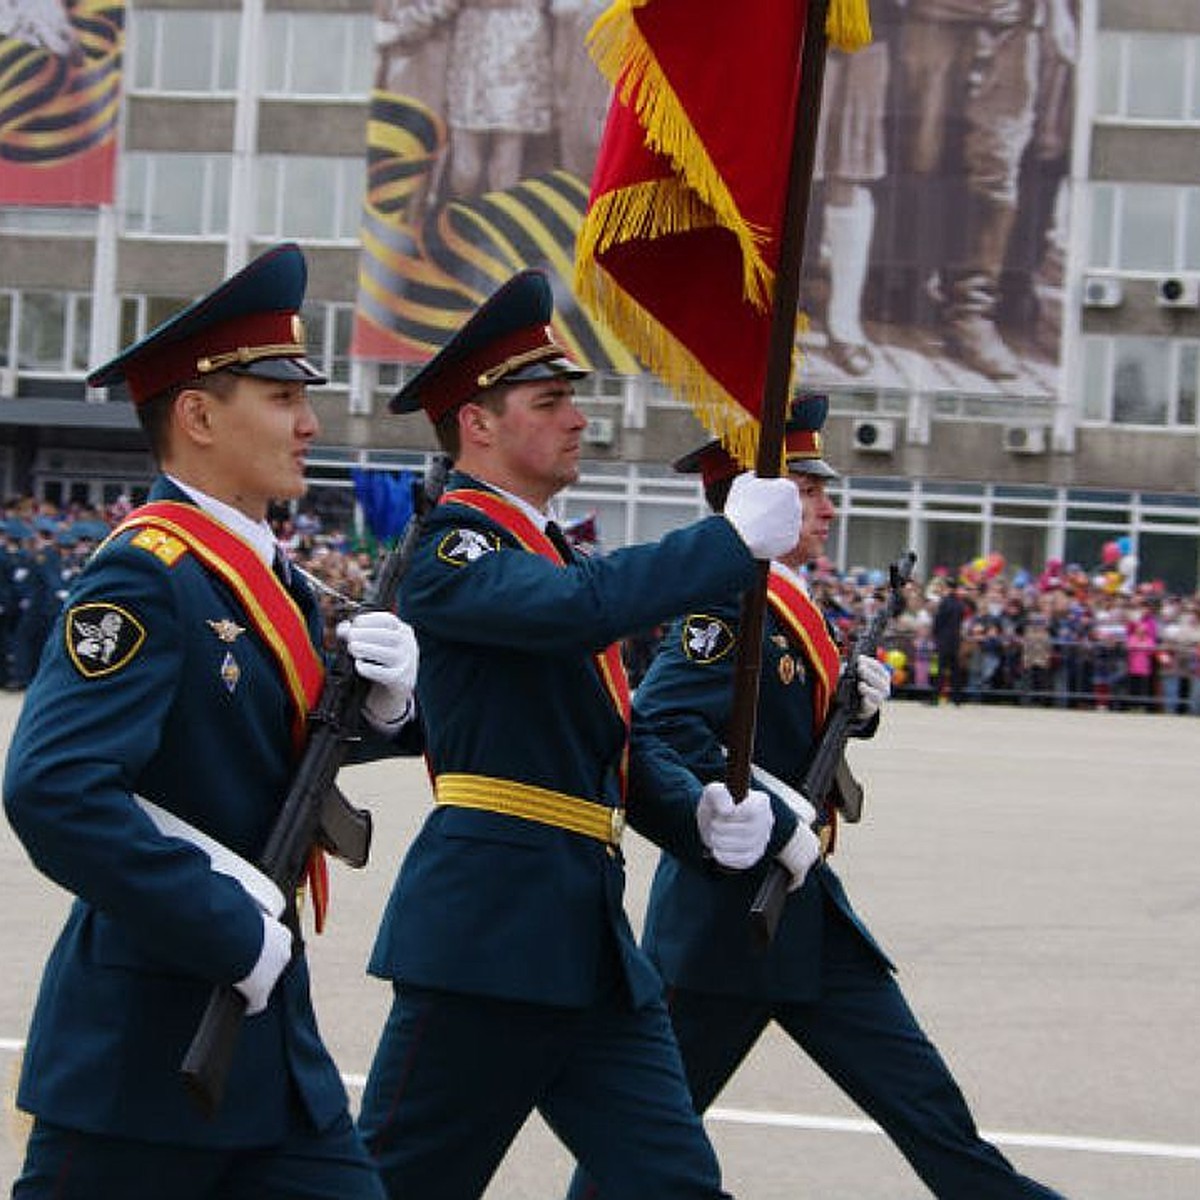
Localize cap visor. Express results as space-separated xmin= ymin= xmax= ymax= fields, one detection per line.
xmin=228 ymin=357 xmax=326 ymax=385
xmin=502 ymin=356 xmax=590 ymax=383
xmin=786 ymin=458 xmax=839 ymax=479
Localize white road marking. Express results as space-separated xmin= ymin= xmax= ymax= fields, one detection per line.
xmin=6 ymin=1044 xmax=1196 ymax=1165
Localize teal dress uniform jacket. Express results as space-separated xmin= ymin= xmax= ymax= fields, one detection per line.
xmin=4 ymin=478 xmax=348 ymax=1148
xmin=368 ymin=472 xmax=787 ymax=1008
xmin=635 ymin=595 xmax=892 ymax=1000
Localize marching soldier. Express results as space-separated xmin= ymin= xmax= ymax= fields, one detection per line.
xmin=5 ymin=244 xmax=417 ymax=1199
xmin=358 ymin=269 xmax=802 ymax=1198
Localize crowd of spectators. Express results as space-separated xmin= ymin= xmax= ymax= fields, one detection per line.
xmin=3 ymin=494 xmax=1198 ymax=716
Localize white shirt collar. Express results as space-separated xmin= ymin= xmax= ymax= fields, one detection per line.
xmin=166 ymin=475 xmax=278 ymax=567
xmin=485 ymin=481 xmax=552 ymax=532
xmin=771 ymin=559 xmax=810 ymax=596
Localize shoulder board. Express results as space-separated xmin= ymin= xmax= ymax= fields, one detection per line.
xmin=127 ymin=526 xmax=190 ymax=567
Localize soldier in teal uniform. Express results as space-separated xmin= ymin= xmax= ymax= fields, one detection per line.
xmin=357 ymin=269 xmax=803 ymax=1199
xmin=569 ymin=397 xmax=1069 ymax=1199
xmin=4 ymin=244 xmax=419 ymax=1200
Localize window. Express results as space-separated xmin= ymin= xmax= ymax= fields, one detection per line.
xmin=121 ymin=153 xmax=232 ymax=237
xmin=1081 ymin=336 xmax=1200 ymax=428
xmin=260 ymin=13 xmax=374 ymax=98
xmin=254 ymin=156 xmax=365 ymax=241
xmin=13 ymin=291 xmax=91 ymax=374
xmin=130 ymin=9 xmax=239 ymax=94
xmin=302 ymin=302 xmax=356 ymax=387
xmin=1087 ymin=184 xmax=1198 ymax=273
xmin=1096 ymin=33 xmax=1200 ymax=124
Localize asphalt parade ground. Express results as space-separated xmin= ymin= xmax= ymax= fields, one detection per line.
xmin=1 ymin=692 xmax=1198 ymax=1198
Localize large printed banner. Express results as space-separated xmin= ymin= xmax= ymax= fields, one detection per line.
xmin=354 ymin=0 xmax=1077 ymax=398
xmin=0 ymin=0 xmax=125 ymax=205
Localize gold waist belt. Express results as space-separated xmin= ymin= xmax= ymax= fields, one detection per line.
xmin=435 ymin=773 xmax=625 ymax=846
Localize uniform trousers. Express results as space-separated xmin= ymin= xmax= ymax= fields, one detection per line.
xmin=359 ymin=970 xmax=731 ymax=1200
xmin=569 ymin=891 xmax=1066 ymax=1199
xmin=14 ymin=1108 xmax=384 ymax=1200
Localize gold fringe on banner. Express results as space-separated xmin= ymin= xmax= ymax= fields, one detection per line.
xmin=584 ymin=0 xmax=773 ymax=310
xmin=826 ymin=0 xmax=873 ymax=54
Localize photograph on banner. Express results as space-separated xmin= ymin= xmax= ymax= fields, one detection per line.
xmin=799 ymin=0 xmax=1078 ymax=397
xmin=0 ymin=0 xmax=126 ymax=205
xmin=353 ymin=0 xmax=1078 ymax=401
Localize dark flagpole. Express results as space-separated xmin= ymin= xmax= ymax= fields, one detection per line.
xmin=723 ymin=0 xmax=832 ymax=941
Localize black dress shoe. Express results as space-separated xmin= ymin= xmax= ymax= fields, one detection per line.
xmin=827 ymin=338 xmax=874 ymax=376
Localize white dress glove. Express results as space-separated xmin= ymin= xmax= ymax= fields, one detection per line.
xmin=696 ymin=782 xmax=775 ymax=869
xmin=777 ymin=823 xmax=823 ymax=892
xmin=855 ymin=652 xmax=892 ymax=720
xmin=234 ymin=912 xmax=292 ymax=1016
xmin=337 ymin=610 xmax=419 ymax=731
xmin=723 ymin=472 xmax=802 ymax=560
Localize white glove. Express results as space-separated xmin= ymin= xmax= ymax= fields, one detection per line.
xmin=234 ymin=912 xmax=292 ymax=1016
xmin=777 ymin=822 xmax=822 ymax=892
xmin=723 ymin=472 xmax=802 ymax=560
xmin=855 ymin=653 xmax=891 ymax=720
xmin=696 ymin=782 xmax=774 ymax=869
xmin=337 ymin=610 xmax=419 ymax=730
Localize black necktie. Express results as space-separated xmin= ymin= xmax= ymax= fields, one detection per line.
xmin=272 ymin=549 xmax=293 ymax=587
xmin=544 ymin=521 xmax=574 ymax=564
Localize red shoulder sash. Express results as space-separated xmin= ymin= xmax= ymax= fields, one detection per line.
xmin=114 ymin=501 xmax=325 ymax=748
xmin=441 ymin=487 xmax=632 ymax=796
xmin=766 ymin=569 xmax=842 ymax=727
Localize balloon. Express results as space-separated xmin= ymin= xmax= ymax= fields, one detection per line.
xmin=1101 ymin=540 xmax=1120 ymax=565
xmin=885 ymin=648 xmax=907 ymax=671
xmin=1116 ymin=536 xmax=1132 ymax=556
xmin=985 ymin=551 xmax=1006 ymax=577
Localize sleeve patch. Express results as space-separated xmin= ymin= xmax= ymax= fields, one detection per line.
xmin=680 ymin=614 xmax=736 ymax=664
xmin=130 ymin=527 xmax=188 ymax=566
xmin=436 ymin=528 xmax=501 ymax=567
xmin=65 ymin=603 xmax=147 ymax=679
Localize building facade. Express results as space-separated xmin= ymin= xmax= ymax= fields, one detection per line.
xmin=1 ymin=0 xmax=1198 ymax=589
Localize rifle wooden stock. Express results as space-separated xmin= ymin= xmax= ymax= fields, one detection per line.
xmin=748 ymin=551 xmax=916 ymax=949
xmin=181 ymin=454 xmax=450 ymax=1117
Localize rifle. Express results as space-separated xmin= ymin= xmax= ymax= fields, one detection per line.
xmin=180 ymin=453 xmax=451 ymax=1117
xmin=748 ymin=550 xmax=916 ymax=950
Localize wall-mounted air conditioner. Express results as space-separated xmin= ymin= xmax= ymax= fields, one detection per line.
xmin=582 ymin=416 xmax=615 ymax=447
xmin=1002 ymin=424 xmax=1047 ymax=455
xmin=852 ymin=418 xmax=896 ymax=454
xmin=1082 ymin=276 xmax=1123 ymax=309
xmin=1156 ymin=277 xmax=1200 ymax=309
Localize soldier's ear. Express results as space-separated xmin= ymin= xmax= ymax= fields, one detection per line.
xmin=177 ymin=388 xmax=215 ymax=444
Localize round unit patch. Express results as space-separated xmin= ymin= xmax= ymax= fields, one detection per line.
xmin=65 ymin=603 xmax=147 ymax=679
xmin=436 ymin=528 xmax=501 ymax=567
xmin=680 ymin=614 xmax=736 ymax=664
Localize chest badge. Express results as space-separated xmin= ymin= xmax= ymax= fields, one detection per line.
xmin=220 ymin=651 xmax=241 ymax=693
xmin=208 ymin=618 xmax=246 ymax=643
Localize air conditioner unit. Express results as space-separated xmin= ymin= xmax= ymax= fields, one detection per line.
xmin=0 ymin=366 xmax=15 ymax=396
xmin=582 ymin=416 xmax=615 ymax=447
xmin=852 ymin=418 xmax=896 ymax=454
xmin=1002 ymin=424 xmax=1047 ymax=455
xmin=1082 ymin=276 xmax=1123 ymax=309
xmin=1156 ymin=277 xmax=1200 ymax=309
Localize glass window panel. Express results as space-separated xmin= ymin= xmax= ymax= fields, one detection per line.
xmin=1117 ymin=186 xmax=1176 ymax=272
xmin=281 ymin=159 xmax=335 ymax=238
xmin=633 ymin=499 xmax=695 ymax=545
xmin=1126 ymin=36 xmax=1186 ymax=120
xmin=332 ymin=305 xmax=354 ymax=385
xmin=209 ymin=157 xmax=231 ymax=233
xmin=289 ymin=15 xmax=350 ymax=95
xmin=1084 ymin=338 xmax=1108 ymax=422
xmin=0 ymin=293 xmax=12 ymax=363
xmin=215 ymin=14 xmax=239 ymax=91
xmin=339 ymin=159 xmax=367 ymax=239
xmin=130 ymin=11 xmax=157 ymax=89
xmin=1111 ymin=338 xmax=1168 ymax=425
xmin=159 ymin=12 xmax=219 ymax=91
xmin=1185 ymin=189 xmax=1200 ymax=271
xmin=149 ymin=156 xmax=208 ymax=235
xmin=1179 ymin=344 xmax=1198 ymax=426
xmin=121 ymin=155 xmax=149 ymax=231
xmin=1139 ymin=531 xmax=1199 ymax=596
xmin=844 ymin=514 xmax=910 ymax=576
xmin=71 ymin=296 xmax=91 ymax=371
xmin=1081 ymin=337 xmax=1109 ymax=421
xmin=1063 ymin=529 xmax=1122 ymax=574
xmin=1088 ymin=185 xmax=1115 ymax=269
xmin=1095 ymin=35 xmax=1121 ymax=115
xmin=990 ymin=525 xmax=1047 ymax=578
xmin=19 ymin=293 xmax=68 ymax=370
xmin=924 ymin=520 xmax=979 ymax=580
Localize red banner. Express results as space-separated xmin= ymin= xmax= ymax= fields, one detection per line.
xmin=574 ymin=0 xmax=869 ymax=467
xmin=0 ymin=0 xmax=125 ymax=206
